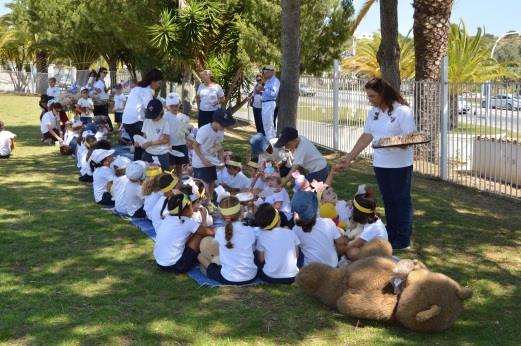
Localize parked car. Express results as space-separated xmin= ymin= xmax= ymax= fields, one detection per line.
xmin=481 ymin=94 xmax=521 ymax=110
xmin=299 ymin=84 xmax=316 ymax=97
xmin=458 ymin=96 xmax=471 ymax=114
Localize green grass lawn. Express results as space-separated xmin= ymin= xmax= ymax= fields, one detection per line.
xmin=1 ymin=93 xmax=520 ymax=345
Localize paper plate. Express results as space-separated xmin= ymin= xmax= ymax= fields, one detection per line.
xmin=169 ymin=149 xmax=185 ymax=157
xmin=236 ymin=192 xmax=254 ymax=202
xmin=133 ymin=135 xmax=146 ymax=145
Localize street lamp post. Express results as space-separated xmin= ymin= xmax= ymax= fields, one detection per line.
xmin=485 ymin=31 xmax=520 ymax=118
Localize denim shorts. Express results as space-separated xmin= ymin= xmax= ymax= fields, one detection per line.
xmin=169 ymin=145 xmax=189 ymax=165
xmin=193 ymin=166 xmax=217 ymax=184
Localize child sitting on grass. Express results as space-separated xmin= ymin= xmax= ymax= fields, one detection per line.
xmin=111 ymin=156 xmax=131 ymax=214
xmin=344 ymin=189 xmax=388 ymax=261
xmin=291 ymin=191 xmax=348 ymax=268
xmin=218 ymin=155 xmax=251 ymax=194
xmin=0 ymin=120 xmax=16 ymax=159
xmin=78 ymin=135 xmax=97 ymax=183
xmin=185 ymin=178 xmax=213 ymax=227
xmin=142 ymin=165 xmax=164 ymax=220
xmin=255 ymin=203 xmax=300 ymax=284
xmin=121 ymin=161 xmax=147 ymax=218
xmin=89 ymin=149 xmax=116 ymax=206
xmin=154 ymin=193 xmax=215 ymax=273
xmin=198 ymin=196 xmax=258 ymax=285
xmin=40 ymin=102 xmax=63 ymax=144
xmin=150 ymin=173 xmax=181 ymax=231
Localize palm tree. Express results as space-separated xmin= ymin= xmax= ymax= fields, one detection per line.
xmin=341 ymin=32 xmax=415 ymax=80
xmin=278 ymin=0 xmax=300 ymax=131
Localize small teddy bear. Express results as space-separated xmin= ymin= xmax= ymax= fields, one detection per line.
xmin=199 ymin=236 xmax=220 ymax=276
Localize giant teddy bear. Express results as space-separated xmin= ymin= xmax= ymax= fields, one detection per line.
xmin=296 ymin=239 xmax=473 ymax=332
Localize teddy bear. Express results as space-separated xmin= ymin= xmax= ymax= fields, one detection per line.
xmin=199 ymin=236 xmax=220 ymax=276
xmin=295 ymin=239 xmax=472 ymax=332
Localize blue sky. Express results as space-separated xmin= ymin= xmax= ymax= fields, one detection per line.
xmin=0 ymin=0 xmax=519 ymax=36
xmin=354 ymin=0 xmax=521 ymax=36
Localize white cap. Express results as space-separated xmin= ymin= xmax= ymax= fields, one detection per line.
xmin=126 ymin=161 xmax=146 ymax=181
xmin=113 ymin=155 xmax=131 ymax=170
xmin=82 ymin=130 xmax=95 ymax=138
xmin=90 ymin=149 xmax=115 ymax=164
xmin=166 ymin=92 xmax=180 ymax=106
xmin=72 ymin=120 xmax=83 ymax=129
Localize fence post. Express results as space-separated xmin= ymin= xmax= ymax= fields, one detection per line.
xmin=333 ymin=59 xmax=340 ymax=151
xmin=440 ymin=55 xmax=449 ymax=181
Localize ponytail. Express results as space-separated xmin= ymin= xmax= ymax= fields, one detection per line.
xmin=89 ymin=160 xmax=102 ymax=173
xmin=224 ymin=222 xmax=234 ymax=249
xmin=160 ymin=197 xmax=169 ymax=220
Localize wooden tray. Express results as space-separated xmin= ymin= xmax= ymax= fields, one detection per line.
xmin=372 ymin=138 xmax=431 ymax=149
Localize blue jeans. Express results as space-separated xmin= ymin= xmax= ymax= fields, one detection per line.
xmin=373 ymin=165 xmax=413 ymax=249
xmin=252 ymin=107 xmax=264 ymax=135
xmin=142 ymin=152 xmax=170 ymax=171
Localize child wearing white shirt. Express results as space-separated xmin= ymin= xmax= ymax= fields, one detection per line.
xmin=255 ymin=204 xmax=300 ymax=284
xmin=218 ymin=155 xmax=251 ymax=194
xmin=150 ymin=174 xmax=181 ymax=231
xmin=40 ymin=103 xmax=63 ymax=144
xmin=46 ymin=77 xmax=61 ymax=99
xmin=111 ymin=156 xmax=131 ymax=214
xmin=141 ymin=98 xmax=170 ymax=170
xmin=89 ymin=149 xmax=116 ymax=206
xmin=291 ymin=191 xmax=348 ymax=268
xmin=344 ymin=191 xmax=388 ymax=261
xmin=121 ymin=161 xmax=147 ymax=217
xmin=142 ymin=165 xmax=163 ymax=220
xmin=198 ymin=196 xmax=258 ymax=285
xmin=265 ymin=175 xmax=292 ymax=223
xmin=113 ymin=84 xmax=126 ymax=127
xmin=77 ymin=88 xmax=94 ymax=124
xmin=183 ymin=178 xmax=213 ymax=226
xmin=165 ymin=92 xmax=192 ymax=177
xmin=78 ymin=135 xmax=96 ymax=182
xmin=0 ymin=121 xmax=16 ymax=159
xmin=154 ymin=193 xmax=215 ymax=273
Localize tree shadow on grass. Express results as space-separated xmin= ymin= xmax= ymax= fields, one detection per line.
xmin=1 ymin=135 xmax=521 ymax=344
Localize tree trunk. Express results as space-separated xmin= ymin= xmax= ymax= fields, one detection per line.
xmin=277 ymin=0 xmax=301 ymax=133
xmin=35 ymin=50 xmax=49 ymax=94
xmin=377 ymin=0 xmax=400 ymax=91
xmin=181 ymin=67 xmax=192 ymax=115
xmin=413 ymin=0 xmax=454 ymax=162
xmin=108 ymin=57 xmax=118 ymax=88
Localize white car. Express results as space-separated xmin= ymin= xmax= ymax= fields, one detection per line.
xmin=457 ymin=96 xmax=471 ymax=114
xmin=481 ymin=94 xmax=521 ymax=110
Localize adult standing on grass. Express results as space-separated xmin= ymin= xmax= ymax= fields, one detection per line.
xmin=195 ymin=70 xmax=225 ymax=129
xmin=249 ymin=74 xmax=265 ymax=135
xmin=261 ymin=65 xmax=280 ymax=140
xmin=336 ymin=78 xmax=416 ymax=251
xmin=122 ymin=68 xmax=163 ymax=161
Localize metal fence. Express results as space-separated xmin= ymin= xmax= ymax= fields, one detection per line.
xmin=1 ymin=64 xmax=520 ymax=199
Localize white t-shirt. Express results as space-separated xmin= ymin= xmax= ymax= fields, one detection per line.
xmin=122 ymin=86 xmax=153 ymax=124
xmin=292 ymin=217 xmax=341 ymax=268
xmin=0 ymin=130 xmax=16 ymax=156
xmin=292 ymin=136 xmax=327 ymax=174
xmin=80 ymin=150 xmax=93 ymax=176
xmin=123 ymin=181 xmax=144 ymax=216
xmin=218 ymin=170 xmax=251 ymax=191
xmin=77 ymin=98 xmax=94 ymax=117
xmin=46 ymin=86 xmax=61 ymax=98
xmin=165 ymin=111 xmax=191 ymax=146
xmin=336 ymin=200 xmax=352 ymax=225
xmin=76 ymin=144 xmax=86 ymax=168
xmin=191 ymin=207 xmax=213 ymax=226
xmin=154 ymin=216 xmax=200 ymax=266
xmin=266 ymin=189 xmax=292 ymax=221
xmin=112 ymin=176 xmax=129 ymax=214
xmin=363 ymin=103 xmax=416 ymax=168
xmin=215 ymin=221 xmax=257 ymax=282
xmin=252 ymin=93 xmax=262 ymax=109
xmin=192 ymin=123 xmax=224 ymax=168
xmin=259 ymin=138 xmax=293 ymax=168
xmin=144 ymin=191 xmax=163 ymax=220
xmin=150 ymin=195 xmax=169 ymax=231
xmin=92 ymin=80 xmax=108 ymax=105
xmin=63 ymin=131 xmax=78 ymax=146
xmin=40 ymin=111 xmax=58 ymax=134
xmin=197 ymin=84 xmax=224 ymax=111
xmin=257 ymin=227 xmax=300 ymax=278
xmin=360 ymin=219 xmax=388 ymax=242
xmin=113 ymin=94 xmax=126 ymax=112
xmin=142 ymin=117 xmax=170 ymax=155
xmin=92 ymin=166 xmax=115 ymax=202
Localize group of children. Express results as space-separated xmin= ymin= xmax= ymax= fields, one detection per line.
xmin=38 ymin=80 xmax=390 ymax=286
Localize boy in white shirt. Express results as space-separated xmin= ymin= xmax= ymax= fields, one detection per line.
xmin=275 ymin=127 xmax=329 ymax=185
xmin=113 ymin=84 xmax=126 ymax=128
xmin=291 ymin=191 xmax=348 ymax=268
xmin=165 ymin=93 xmax=192 ymax=177
xmin=192 ymin=108 xmax=236 ymax=206
xmin=0 ymin=121 xmax=16 ymax=159
xmin=218 ymin=155 xmax=251 ymax=194
xmin=111 ymin=156 xmax=131 ymax=214
xmin=77 ymin=88 xmax=94 ymax=124
xmin=255 ymin=203 xmax=300 ymax=284
xmin=40 ymin=103 xmax=63 ymax=144
xmin=121 ymin=161 xmax=147 ymax=218
xmin=140 ymin=98 xmax=171 ymax=171
xmin=46 ymin=77 xmax=61 ymax=99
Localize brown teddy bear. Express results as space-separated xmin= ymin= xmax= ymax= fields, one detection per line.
xmin=296 ymin=239 xmax=472 ymax=332
xmin=199 ymin=236 xmax=220 ymax=276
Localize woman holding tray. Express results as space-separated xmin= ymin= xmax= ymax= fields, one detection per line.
xmin=336 ymin=78 xmax=416 ymax=250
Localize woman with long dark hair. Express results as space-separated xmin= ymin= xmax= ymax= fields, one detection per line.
xmin=122 ymin=68 xmax=164 ymax=160
xmin=336 ymin=78 xmax=416 ymax=250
